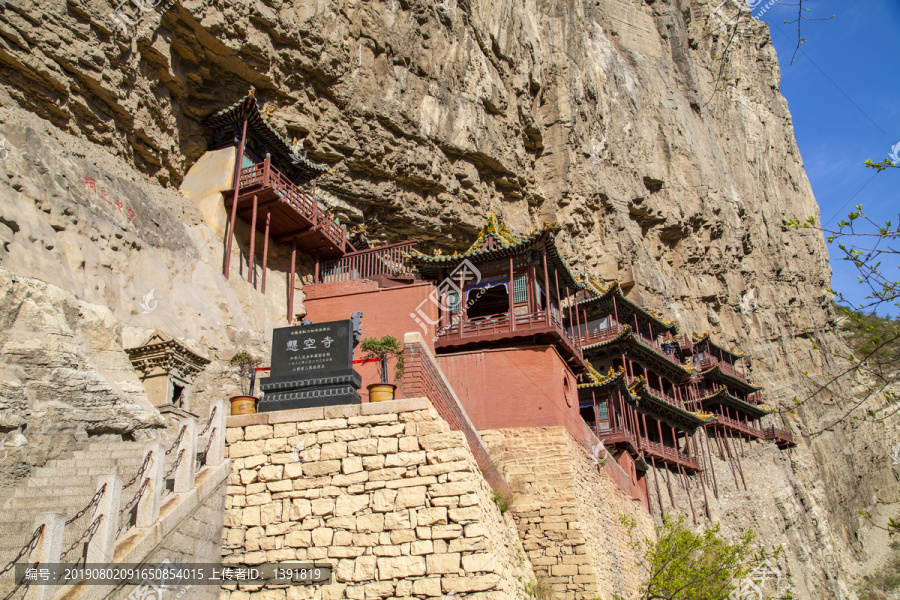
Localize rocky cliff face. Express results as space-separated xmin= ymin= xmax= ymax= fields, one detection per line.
xmin=0 ymin=0 xmax=896 ymax=597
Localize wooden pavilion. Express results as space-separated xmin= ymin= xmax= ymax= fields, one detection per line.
xmin=204 ymin=89 xmax=353 ymax=320
xmin=406 ymin=213 xmax=588 ymax=372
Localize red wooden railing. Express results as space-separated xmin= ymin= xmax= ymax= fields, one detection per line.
xmin=710 ymin=415 xmax=764 ymax=438
xmin=438 ymin=310 xmax=583 ymax=360
xmin=696 ymin=355 xmax=747 ymax=381
xmin=641 ymin=439 xmax=701 ymax=470
xmin=762 ymin=426 xmax=794 ymax=446
xmin=578 ymin=323 xmax=624 ymax=346
xmin=238 ymin=161 xmax=347 ymax=252
xmin=319 ymin=241 xmax=418 ymax=283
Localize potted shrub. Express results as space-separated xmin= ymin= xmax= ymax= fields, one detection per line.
xmin=229 ymin=350 xmax=261 ymax=415
xmin=359 ymin=335 xmax=403 ymax=402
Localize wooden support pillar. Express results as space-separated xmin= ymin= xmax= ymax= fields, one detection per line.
xmin=679 ymin=464 xmax=697 ymax=525
xmin=314 ymin=250 xmax=321 ymax=284
xmin=720 ymin=429 xmax=742 ymax=489
xmin=288 ymin=239 xmax=297 ymax=324
xmin=542 ymin=242 xmax=551 ymax=326
xmin=693 ymin=435 xmax=712 ymax=521
xmin=553 ymin=266 xmax=562 ymax=325
xmin=728 ymin=434 xmax=748 ymax=490
xmin=509 ymin=256 xmax=516 ymax=331
xmin=704 ymin=429 xmax=720 ymax=498
xmin=248 ymin=194 xmax=258 ymax=284
xmin=261 ymin=211 xmax=270 ymax=293
xmin=224 ymin=115 xmax=249 ymax=279
xmin=664 ymin=464 xmax=676 ymax=508
xmin=650 ymin=456 xmax=666 ymax=515
xmin=459 ymin=269 xmax=466 ymax=339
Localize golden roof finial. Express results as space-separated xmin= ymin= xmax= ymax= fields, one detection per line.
xmin=433 ymin=248 xmax=444 ymax=257
xmin=248 ymin=85 xmax=256 ymax=97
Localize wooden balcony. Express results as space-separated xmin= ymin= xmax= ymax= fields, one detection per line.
xmin=436 ymin=309 xmax=586 ymax=369
xmin=707 ymin=415 xmax=764 ymax=439
xmin=579 ymin=323 xmax=625 ymax=347
xmin=763 ymin=426 xmax=796 ymax=448
xmin=696 ymin=356 xmax=747 ymax=382
xmin=316 ymin=241 xmax=419 ymax=284
xmin=641 ymin=439 xmax=701 ymax=471
xmin=595 ymin=426 xmax=640 ymax=455
xmin=225 ymin=159 xmax=349 ymax=260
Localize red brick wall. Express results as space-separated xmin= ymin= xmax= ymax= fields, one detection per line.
xmin=303 ymin=281 xmax=437 ymax=401
xmin=435 ymin=346 xmax=582 ymax=434
xmin=400 ymin=339 xmax=512 ymax=497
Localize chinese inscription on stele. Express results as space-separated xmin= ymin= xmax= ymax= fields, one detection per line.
xmin=258 ymin=319 xmax=362 ymax=412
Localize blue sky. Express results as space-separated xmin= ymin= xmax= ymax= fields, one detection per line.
xmin=755 ymin=1 xmax=900 ymax=316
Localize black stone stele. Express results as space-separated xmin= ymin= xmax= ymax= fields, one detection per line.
xmin=258 ymin=319 xmax=362 ymax=412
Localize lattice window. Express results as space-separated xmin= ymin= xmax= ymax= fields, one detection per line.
xmin=597 ymin=402 xmax=609 ymax=420
xmin=448 ymin=289 xmax=460 ymax=314
xmin=513 ymin=274 xmax=527 ymax=304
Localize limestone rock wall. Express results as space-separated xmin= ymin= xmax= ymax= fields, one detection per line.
xmin=0 ymin=0 xmax=894 ymax=594
xmin=481 ymin=427 xmax=655 ymax=600
xmin=222 ymin=398 xmax=535 ymax=599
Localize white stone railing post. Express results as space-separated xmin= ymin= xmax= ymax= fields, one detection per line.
xmin=136 ymin=443 xmax=164 ymax=529
xmin=174 ymin=417 xmax=197 ymax=493
xmin=24 ymin=512 xmax=64 ymax=600
xmin=205 ymin=400 xmax=226 ymax=467
xmin=86 ymin=475 xmax=122 ymax=565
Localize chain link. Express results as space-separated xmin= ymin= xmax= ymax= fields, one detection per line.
xmin=123 ymin=451 xmax=153 ymax=490
xmin=65 ymin=483 xmax=107 ymax=526
xmin=164 ymin=449 xmax=185 ymax=480
xmin=1 ymin=562 xmax=36 ymax=600
xmin=0 ymin=524 xmax=43 ymax=578
xmin=199 ymin=406 xmax=217 ymax=437
xmin=165 ymin=426 xmax=186 ymax=456
xmin=117 ymin=478 xmax=149 ymax=538
xmin=203 ymin=427 xmax=215 ymax=458
xmin=60 ymin=515 xmax=103 ymax=562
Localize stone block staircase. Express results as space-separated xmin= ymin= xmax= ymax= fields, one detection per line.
xmin=0 ymin=401 xmax=229 ymax=599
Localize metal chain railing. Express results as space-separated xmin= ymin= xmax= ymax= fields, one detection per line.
xmin=202 ymin=428 xmax=215 ymax=458
xmin=60 ymin=515 xmax=102 ymax=563
xmin=65 ymin=483 xmax=107 ymax=526
xmin=123 ymin=451 xmax=153 ymax=490
xmin=1 ymin=561 xmax=37 ymax=600
xmin=164 ymin=449 xmax=184 ymax=480
xmin=199 ymin=406 xmax=217 ymax=437
xmin=165 ymin=426 xmax=186 ymax=456
xmin=117 ymin=477 xmax=149 ymax=537
xmin=0 ymin=524 xmax=43 ymax=578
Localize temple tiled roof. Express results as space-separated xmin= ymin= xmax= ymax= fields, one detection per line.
xmin=407 ymin=213 xmax=582 ymax=289
xmin=203 ymin=89 xmax=331 ymax=185
xmin=582 ymin=327 xmax=696 ymax=382
xmin=697 ymin=362 xmax=763 ymax=392
xmin=691 ymin=332 xmax=745 ymax=359
xmin=578 ymin=364 xmax=630 ymax=391
xmin=575 ymin=279 xmax=677 ymax=333
xmin=628 ymin=376 xmax=715 ymax=433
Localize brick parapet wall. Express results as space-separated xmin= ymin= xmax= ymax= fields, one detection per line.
xmin=400 ymin=333 xmax=512 ymax=499
xmin=222 ymin=398 xmax=534 ymax=599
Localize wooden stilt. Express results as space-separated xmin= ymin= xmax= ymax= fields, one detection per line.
xmin=509 ymin=256 xmax=516 ymax=331
xmin=248 ymin=194 xmax=258 ymax=284
xmin=704 ymin=429 xmax=720 ymax=498
xmin=224 ymin=115 xmax=249 ymax=279
xmin=721 ymin=430 xmax=742 ymax=489
xmin=261 ymin=211 xmax=270 ymax=293
xmin=694 ymin=436 xmax=712 ymax=521
xmin=288 ymin=239 xmax=297 ymax=324
xmin=664 ymin=465 xmax=676 ymax=508
xmin=728 ymin=434 xmax=748 ymax=490
xmin=679 ymin=464 xmax=697 ymax=525
xmin=650 ymin=457 xmax=666 ymax=515
xmin=314 ymin=250 xmax=321 ymax=284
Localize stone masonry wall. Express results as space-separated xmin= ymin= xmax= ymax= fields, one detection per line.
xmin=482 ymin=427 xmax=655 ymax=600
xmin=222 ymin=398 xmax=535 ymax=599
